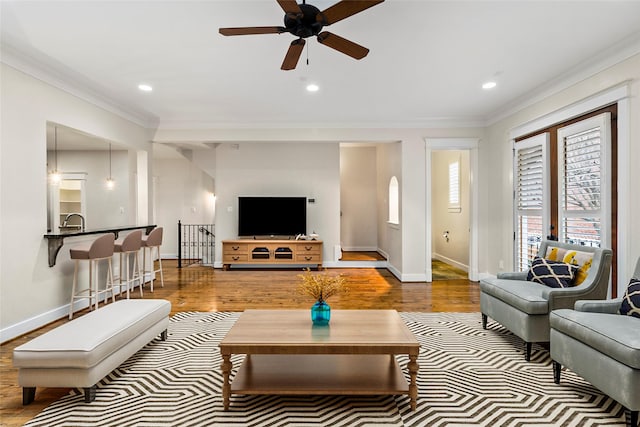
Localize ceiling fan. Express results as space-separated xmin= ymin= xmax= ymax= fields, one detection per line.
xmin=219 ymin=0 xmax=384 ymax=70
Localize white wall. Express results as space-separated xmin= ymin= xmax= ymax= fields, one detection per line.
xmin=376 ymin=142 xmax=403 ymax=274
xmin=432 ymin=150 xmax=470 ymax=270
xmin=154 ymin=127 xmax=485 ymax=281
xmin=483 ymin=53 xmax=640 ymax=296
xmin=339 ymin=146 xmax=378 ymax=251
xmin=214 ymin=142 xmax=340 ymax=266
xmin=153 ymin=157 xmax=215 ymax=257
xmin=0 ymin=64 xmax=153 ymax=341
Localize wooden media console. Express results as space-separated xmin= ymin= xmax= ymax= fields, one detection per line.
xmin=222 ymin=239 xmax=322 ymax=270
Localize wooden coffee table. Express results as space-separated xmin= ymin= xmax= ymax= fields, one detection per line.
xmin=219 ymin=309 xmax=421 ymax=410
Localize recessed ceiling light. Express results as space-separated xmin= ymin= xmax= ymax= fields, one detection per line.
xmin=138 ymin=84 xmax=153 ymax=92
xmin=482 ymin=81 xmax=497 ymax=90
xmin=306 ymin=84 xmax=319 ymax=92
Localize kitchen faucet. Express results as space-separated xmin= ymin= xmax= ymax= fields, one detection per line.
xmin=62 ymin=213 xmax=85 ymax=231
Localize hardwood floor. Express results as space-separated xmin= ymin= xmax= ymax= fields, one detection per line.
xmin=340 ymin=250 xmax=386 ymax=261
xmin=0 ymin=261 xmax=480 ymax=426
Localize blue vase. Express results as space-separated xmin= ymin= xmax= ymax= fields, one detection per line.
xmin=311 ymin=300 xmax=331 ymax=326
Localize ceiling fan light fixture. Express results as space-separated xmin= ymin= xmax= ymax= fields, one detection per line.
xmin=219 ymin=0 xmax=385 ymax=70
xmin=138 ymin=84 xmax=153 ymax=92
xmin=482 ymin=81 xmax=497 ymax=90
xmin=306 ymin=83 xmax=319 ymax=92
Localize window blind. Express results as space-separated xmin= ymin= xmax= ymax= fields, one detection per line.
xmin=448 ymin=161 xmax=461 ymax=212
xmin=558 ymin=113 xmax=610 ymax=249
xmin=513 ymin=133 xmax=549 ymax=271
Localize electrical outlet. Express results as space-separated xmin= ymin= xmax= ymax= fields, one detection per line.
xmin=499 ymin=260 xmax=504 ymax=269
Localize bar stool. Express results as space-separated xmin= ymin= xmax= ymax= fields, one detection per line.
xmin=142 ymin=227 xmax=164 ymax=292
xmin=113 ymin=230 xmax=143 ymax=299
xmin=69 ymin=233 xmax=115 ymax=320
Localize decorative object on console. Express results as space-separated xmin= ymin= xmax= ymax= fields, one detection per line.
xmin=298 ymin=268 xmax=347 ymax=326
xmin=526 ymin=256 xmax=578 ymax=288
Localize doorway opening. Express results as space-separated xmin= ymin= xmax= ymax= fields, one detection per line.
xmin=425 ymin=138 xmax=479 ymax=282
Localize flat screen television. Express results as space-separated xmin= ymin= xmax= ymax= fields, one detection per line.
xmin=238 ymin=196 xmax=307 ymax=237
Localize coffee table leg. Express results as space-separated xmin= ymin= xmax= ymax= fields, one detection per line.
xmin=221 ymin=352 xmax=232 ymax=410
xmin=408 ymin=352 xmax=419 ymax=410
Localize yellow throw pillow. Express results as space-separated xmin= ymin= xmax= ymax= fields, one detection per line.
xmin=573 ymin=258 xmax=593 ymax=285
xmin=544 ymin=247 xmax=594 ymax=286
xmin=546 ymin=247 xmax=560 ymax=261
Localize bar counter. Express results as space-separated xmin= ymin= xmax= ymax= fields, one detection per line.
xmin=44 ymin=225 xmax=156 ymax=267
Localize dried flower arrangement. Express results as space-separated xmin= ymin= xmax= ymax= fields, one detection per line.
xmin=297 ymin=268 xmax=348 ymax=302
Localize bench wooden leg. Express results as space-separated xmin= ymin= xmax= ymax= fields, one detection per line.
xmin=524 ymin=342 xmax=532 ymax=361
xmin=84 ymin=385 xmax=96 ymax=403
xmin=161 ymin=329 xmax=168 ymax=341
xmin=23 ymin=387 xmax=36 ymax=405
xmin=552 ymin=360 xmax=562 ymax=384
xmin=481 ymin=313 xmax=487 ymax=329
xmin=626 ymin=408 xmax=638 ymax=427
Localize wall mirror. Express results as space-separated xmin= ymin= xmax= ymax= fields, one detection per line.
xmin=46 ymin=123 xmax=134 ymax=233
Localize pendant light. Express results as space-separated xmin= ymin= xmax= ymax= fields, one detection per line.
xmin=50 ymin=126 xmax=61 ymax=184
xmin=106 ymin=143 xmax=115 ymax=189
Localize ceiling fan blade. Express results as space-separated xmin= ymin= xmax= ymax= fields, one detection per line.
xmin=277 ymin=0 xmax=302 ymax=15
xmin=320 ymin=0 xmax=384 ymax=25
xmin=317 ymin=31 xmax=369 ymax=60
xmin=219 ymin=26 xmax=285 ymax=36
xmin=281 ymin=39 xmax=305 ymax=70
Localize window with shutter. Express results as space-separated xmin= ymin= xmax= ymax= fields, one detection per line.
xmin=512 ymin=105 xmax=617 ymax=293
xmin=557 ymin=113 xmax=611 ymax=248
xmin=513 ymin=133 xmax=550 ymax=271
xmin=448 ymin=159 xmax=461 ymax=212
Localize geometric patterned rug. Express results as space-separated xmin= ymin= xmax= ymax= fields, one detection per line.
xmin=24 ymin=312 xmax=625 ymax=426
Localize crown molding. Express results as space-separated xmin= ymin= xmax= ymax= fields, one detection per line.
xmin=0 ymin=42 xmax=159 ymax=129
xmin=155 ymin=116 xmax=487 ymax=131
xmin=486 ymin=30 xmax=640 ymax=126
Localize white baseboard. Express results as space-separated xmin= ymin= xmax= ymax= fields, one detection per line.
xmin=386 ymin=263 xmax=426 ymax=282
xmin=340 ymin=246 xmax=380 ymax=252
xmin=400 ymin=273 xmax=428 ymax=282
xmin=1 ymin=273 xmax=154 ymax=344
xmin=387 ymin=262 xmax=401 ymax=281
xmin=432 ymin=253 xmax=469 ymax=272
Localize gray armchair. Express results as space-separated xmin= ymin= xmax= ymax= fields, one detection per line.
xmin=550 ymin=257 xmax=640 ymax=427
xmin=480 ymin=240 xmax=613 ymax=360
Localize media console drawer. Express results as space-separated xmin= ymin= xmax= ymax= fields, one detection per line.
xmin=222 ymin=240 xmax=322 ymax=270
xmin=223 ymin=243 xmax=248 ymax=254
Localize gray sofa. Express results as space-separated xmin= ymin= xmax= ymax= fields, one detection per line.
xmin=550 ymin=257 xmax=640 ymax=427
xmin=480 ymin=240 xmax=612 ymax=360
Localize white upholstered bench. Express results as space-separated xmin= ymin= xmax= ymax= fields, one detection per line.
xmin=13 ymin=299 xmax=171 ymax=404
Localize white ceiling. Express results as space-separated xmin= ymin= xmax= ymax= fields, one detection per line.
xmin=2 ymin=0 xmax=640 ymax=131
